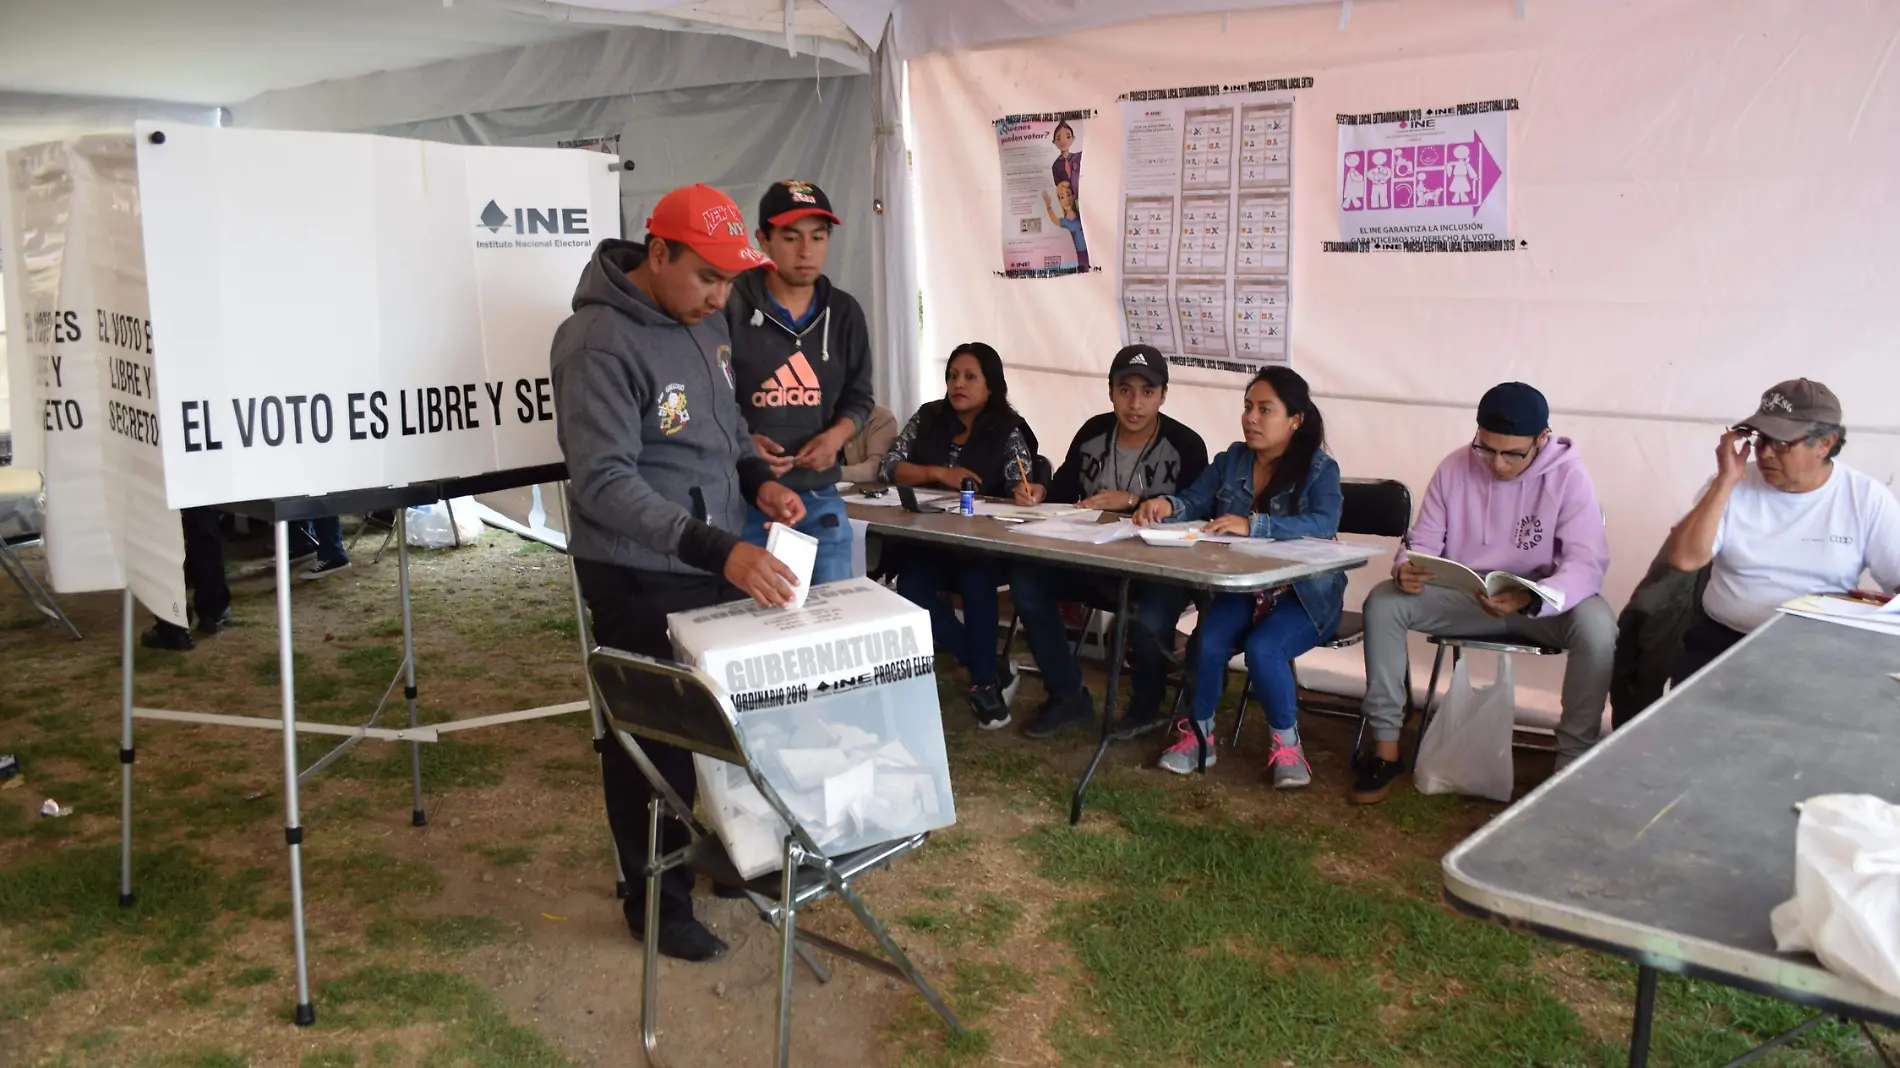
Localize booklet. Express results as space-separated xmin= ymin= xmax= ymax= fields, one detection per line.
xmin=1407 ymin=551 xmax=1566 ymax=611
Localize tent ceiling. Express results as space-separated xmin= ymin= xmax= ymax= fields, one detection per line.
xmin=0 ymin=0 xmax=596 ymax=106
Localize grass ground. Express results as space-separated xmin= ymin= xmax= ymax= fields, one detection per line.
xmin=0 ymin=523 xmax=1892 ymax=1067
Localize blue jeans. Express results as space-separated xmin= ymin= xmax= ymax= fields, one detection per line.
xmin=1190 ymin=593 xmax=1331 ymax=730
xmin=896 ymin=553 xmax=1002 ymax=688
xmin=1008 ymin=564 xmax=1188 ymax=709
xmin=291 ymin=517 xmax=347 ymax=564
xmin=743 ymin=485 xmax=853 ymax=587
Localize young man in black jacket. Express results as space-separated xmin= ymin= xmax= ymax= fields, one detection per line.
xmin=553 ymin=183 xmax=804 ymax=964
xmin=725 ymin=180 xmax=876 ymax=585
xmin=1012 ymin=346 xmax=1209 ymax=739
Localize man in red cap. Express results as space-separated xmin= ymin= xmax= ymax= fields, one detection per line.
xmin=552 ymin=183 xmax=806 ymax=962
xmin=725 ymin=179 xmax=875 ymax=587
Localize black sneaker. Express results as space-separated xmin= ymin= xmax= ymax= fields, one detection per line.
xmin=1021 ymin=689 xmax=1095 ymax=740
xmin=969 ymin=686 xmax=1011 ymax=731
xmin=140 ymin=623 xmax=195 ymax=651
xmin=297 ymin=557 xmax=352 ymax=582
xmin=1350 ymin=755 xmax=1406 ymax=805
xmin=196 ymin=607 xmax=232 ymax=637
xmin=712 ymin=882 xmax=749 ymax=900
xmin=1109 ymin=694 xmax=1169 ymax=741
xmin=628 ymin=916 xmax=729 ymax=962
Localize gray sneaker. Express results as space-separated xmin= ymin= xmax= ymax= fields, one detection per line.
xmin=1157 ymin=719 xmax=1216 ymax=775
xmin=1267 ymin=738 xmax=1312 ymax=790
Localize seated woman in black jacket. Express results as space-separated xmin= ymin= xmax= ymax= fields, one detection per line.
xmin=879 ymin=342 xmax=1040 ymax=728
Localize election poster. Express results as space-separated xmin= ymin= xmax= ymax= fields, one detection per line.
xmin=135 ymin=124 xmax=620 ymax=509
xmin=1335 ymin=100 xmax=1514 ymax=250
xmin=995 ymin=110 xmax=1092 ymax=278
xmin=1117 ymin=79 xmax=1308 ymax=379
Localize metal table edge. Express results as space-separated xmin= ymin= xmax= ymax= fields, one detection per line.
xmin=1438 ymin=613 xmax=1900 ymax=1027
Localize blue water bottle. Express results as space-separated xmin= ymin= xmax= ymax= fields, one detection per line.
xmin=959 ymin=478 xmax=977 ymax=516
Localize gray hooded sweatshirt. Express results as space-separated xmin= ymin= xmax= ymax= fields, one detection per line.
xmin=552 ymin=240 xmax=771 ymax=576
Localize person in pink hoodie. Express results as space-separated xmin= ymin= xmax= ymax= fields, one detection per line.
xmin=1352 ymin=382 xmax=1614 ymax=804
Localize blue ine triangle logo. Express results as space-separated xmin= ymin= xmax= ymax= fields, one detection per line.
xmin=478 ymin=200 xmax=510 ymax=233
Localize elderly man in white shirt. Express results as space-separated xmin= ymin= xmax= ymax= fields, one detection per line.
xmin=1665 ymin=378 xmax=1900 ymax=682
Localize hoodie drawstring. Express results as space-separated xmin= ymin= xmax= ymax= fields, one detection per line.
xmin=820 ymin=306 xmax=832 ymax=363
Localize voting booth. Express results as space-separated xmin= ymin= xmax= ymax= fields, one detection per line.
xmin=671 ymin=578 xmax=956 ymax=879
xmin=3 ymin=122 xmax=619 ymax=1026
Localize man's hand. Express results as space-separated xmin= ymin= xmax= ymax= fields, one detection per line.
xmin=724 ymin=543 xmax=799 ymax=608
xmin=1396 ymin=561 xmax=1433 ymax=595
xmin=1081 ymin=489 xmax=1140 ymax=512
xmin=1014 ymin=482 xmax=1047 ymax=506
xmin=794 ymin=425 xmax=853 ymax=471
xmin=755 ymin=483 xmax=806 ymax=526
xmin=935 ymin=466 xmax=982 ymax=490
xmin=751 ymin=433 xmax=797 ymax=476
xmin=1478 ymin=588 xmax=1534 ymax=618
xmin=1716 ymin=429 xmax=1751 ymax=486
xmin=1204 ymin=514 xmax=1251 ymax=537
xmin=1133 ymin=498 xmax=1175 ymax=526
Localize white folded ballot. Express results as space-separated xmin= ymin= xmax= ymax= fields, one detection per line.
xmin=765 ymin=522 xmax=819 ymax=609
xmin=1407 ymin=551 xmax=1566 ymax=612
xmin=669 ymin=578 xmax=957 ymax=879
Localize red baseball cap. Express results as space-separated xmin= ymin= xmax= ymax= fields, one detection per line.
xmin=645 ymin=183 xmax=774 ymax=273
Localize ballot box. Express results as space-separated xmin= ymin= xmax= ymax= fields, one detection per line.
xmin=669 ymin=578 xmax=957 ymax=878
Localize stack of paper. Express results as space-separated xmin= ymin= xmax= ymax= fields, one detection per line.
xmin=1230 ymin=537 xmax=1385 ymax=565
xmin=972 ymin=501 xmax=1096 ymax=521
xmin=1007 ymin=517 xmax=1138 ymax=544
xmin=1778 ymin=594 xmax=1900 ymax=638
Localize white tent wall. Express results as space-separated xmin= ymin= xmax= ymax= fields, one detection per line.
xmin=908 ymin=0 xmax=1900 ymax=721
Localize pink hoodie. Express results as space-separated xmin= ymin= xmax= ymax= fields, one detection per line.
xmin=1395 ymin=437 xmax=1610 ymax=615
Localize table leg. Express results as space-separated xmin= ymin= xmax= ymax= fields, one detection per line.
xmin=1628 ymin=965 xmax=1658 ymax=1068
xmin=1069 ymin=578 xmax=1132 ymax=825
xmin=274 ymin=523 xmax=317 ymax=1026
xmin=118 ymin=589 xmax=137 ymax=908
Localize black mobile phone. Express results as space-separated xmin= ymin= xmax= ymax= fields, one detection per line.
xmin=897 ymin=486 xmax=948 ymax=514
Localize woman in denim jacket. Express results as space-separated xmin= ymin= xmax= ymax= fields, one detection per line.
xmin=1134 ymin=366 xmax=1345 ymax=787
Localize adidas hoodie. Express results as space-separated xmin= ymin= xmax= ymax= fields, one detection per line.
xmin=725 ymin=269 xmax=876 ymax=491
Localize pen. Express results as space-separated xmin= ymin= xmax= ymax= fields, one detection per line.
xmin=1845 ymin=589 xmax=1896 ymax=605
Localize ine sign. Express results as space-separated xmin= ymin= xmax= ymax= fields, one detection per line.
xmin=136 ymin=124 xmax=620 ymax=509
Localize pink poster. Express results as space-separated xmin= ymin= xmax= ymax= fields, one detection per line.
xmin=1336 ymin=101 xmax=1513 ymax=249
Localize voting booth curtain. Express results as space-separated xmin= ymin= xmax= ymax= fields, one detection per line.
xmin=905 ymin=0 xmax=1900 ymax=718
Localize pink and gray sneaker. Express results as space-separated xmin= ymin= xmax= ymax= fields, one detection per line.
xmin=1266 ymin=738 xmax=1312 ymax=790
xmin=1157 ymin=718 xmax=1217 ymax=775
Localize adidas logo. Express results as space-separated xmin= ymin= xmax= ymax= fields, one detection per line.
xmin=1128 ymin=353 xmax=1148 ymax=365
xmin=753 ymin=352 xmax=824 ymax=407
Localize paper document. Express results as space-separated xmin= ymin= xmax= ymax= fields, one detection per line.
xmin=766 ymin=523 xmax=818 ymax=609
xmin=1008 ymin=518 xmax=1139 ymax=544
xmin=1408 ymin=552 xmax=1566 ymax=611
xmin=1778 ymin=594 xmax=1900 ymax=638
xmin=971 ymin=501 xmax=1095 ymax=521
xmin=1230 ymin=537 xmax=1383 ymax=565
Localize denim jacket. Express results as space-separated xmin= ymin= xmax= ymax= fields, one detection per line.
xmin=1161 ymin=442 xmax=1347 ymax=637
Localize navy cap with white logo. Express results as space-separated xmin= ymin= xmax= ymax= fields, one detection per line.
xmin=1109 ymin=344 xmax=1168 ymax=387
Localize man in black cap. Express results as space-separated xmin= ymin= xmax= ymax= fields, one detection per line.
xmin=1352 ymin=382 xmax=1616 ymax=803
xmin=726 ymin=179 xmax=876 ymax=586
xmin=1666 ymin=378 xmax=1900 ymax=681
xmin=1009 ymin=345 xmax=1209 ymax=740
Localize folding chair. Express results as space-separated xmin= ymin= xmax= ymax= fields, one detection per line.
xmin=1228 ymin=477 xmax=1415 ymax=755
xmin=587 ymin=648 xmax=964 ymax=1067
xmin=0 ymin=469 xmax=81 ymax=640
xmin=345 ymin=511 xmax=399 ymax=564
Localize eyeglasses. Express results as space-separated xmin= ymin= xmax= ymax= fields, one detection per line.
xmin=1470 ymin=438 xmax=1537 ymax=463
xmin=1731 ymin=426 xmax=1816 ymax=454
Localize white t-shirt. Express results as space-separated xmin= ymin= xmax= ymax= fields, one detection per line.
xmin=1701 ymin=461 xmax=1900 ymax=632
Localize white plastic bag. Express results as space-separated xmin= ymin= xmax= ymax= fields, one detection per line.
xmin=1413 ymin=654 xmax=1516 ymax=803
xmin=1769 ymin=794 xmax=1900 ymax=998
xmin=403 ymin=497 xmax=483 ymax=549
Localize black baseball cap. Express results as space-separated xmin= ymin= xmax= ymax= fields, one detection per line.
xmin=1477 ymin=382 xmax=1549 ymax=437
xmin=1109 ymin=345 xmax=1168 ymax=387
xmin=758 ymin=179 xmax=841 ymax=228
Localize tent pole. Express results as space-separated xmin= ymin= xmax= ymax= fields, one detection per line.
xmin=559 ymin=482 xmax=628 ymax=898
xmin=275 ymin=522 xmax=316 ymax=1026
xmin=398 ymin=509 xmax=425 ymax=826
xmin=118 ymin=588 xmax=136 ymax=907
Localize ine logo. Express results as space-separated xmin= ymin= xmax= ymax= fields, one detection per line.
xmin=475 ymin=200 xmax=591 ymax=236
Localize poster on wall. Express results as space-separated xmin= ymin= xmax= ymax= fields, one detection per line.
xmin=135 ymin=123 xmax=620 ymax=510
xmin=1116 ymin=79 xmax=1308 ymax=378
xmin=1 ymin=136 xmax=187 ymax=622
xmin=1333 ymin=100 xmax=1515 ymax=251
xmin=994 ymin=110 xmax=1093 ymax=278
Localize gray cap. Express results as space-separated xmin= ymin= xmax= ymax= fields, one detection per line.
xmin=1735 ymin=379 xmax=1841 ymax=442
